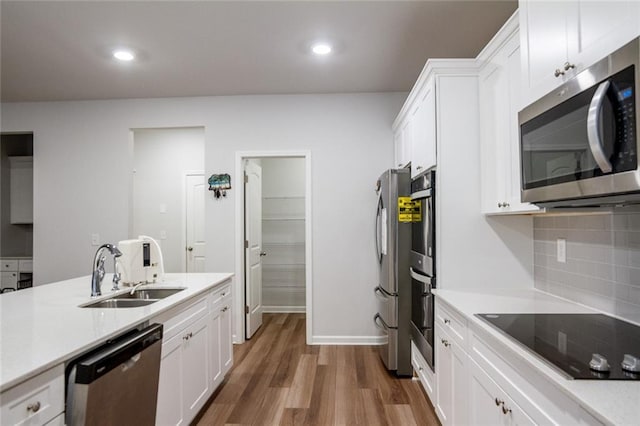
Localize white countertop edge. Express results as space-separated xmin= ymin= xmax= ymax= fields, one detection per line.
xmin=0 ymin=272 xmax=233 ymax=393
xmin=433 ymin=288 xmax=640 ymax=426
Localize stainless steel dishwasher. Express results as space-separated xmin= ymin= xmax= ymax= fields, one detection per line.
xmin=66 ymin=323 xmax=163 ymax=425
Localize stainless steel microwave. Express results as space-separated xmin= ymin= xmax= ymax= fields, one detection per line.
xmin=519 ymin=38 xmax=640 ymax=208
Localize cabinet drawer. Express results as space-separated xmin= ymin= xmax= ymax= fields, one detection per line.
xmin=1 ymin=260 xmax=19 ymax=272
xmin=18 ymin=260 xmax=33 ymax=273
xmin=411 ymin=341 xmax=436 ymax=404
xmin=152 ymin=295 xmax=208 ymax=341
xmin=435 ymin=299 xmax=467 ymax=349
xmin=210 ymin=284 xmax=231 ymax=308
xmin=0 ymin=364 xmax=64 ymax=426
xmin=1 ymin=272 xmax=18 ymax=287
xmin=470 ymin=328 xmax=603 ymax=425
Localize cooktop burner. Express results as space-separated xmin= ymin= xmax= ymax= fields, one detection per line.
xmin=476 ymin=313 xmax=640 ymax=380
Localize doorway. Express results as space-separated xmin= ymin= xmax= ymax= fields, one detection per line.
xmin=0 ymin=133 xmax=34 ymax=291
xmin=236 ymin=151 xmax=312 ymax=344
xmin=131 ymin=127 xmax=205 ymax=272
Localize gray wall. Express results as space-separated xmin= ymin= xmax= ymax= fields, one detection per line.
xmin=534 ymin=212 xmax=640 ymax=324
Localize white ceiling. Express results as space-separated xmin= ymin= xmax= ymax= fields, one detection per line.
xmin=0 ymin=1 xmax=517 ymax=102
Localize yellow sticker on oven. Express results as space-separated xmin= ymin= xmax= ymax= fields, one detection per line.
xmin=398 ymin=197 xmax=421 ymax=222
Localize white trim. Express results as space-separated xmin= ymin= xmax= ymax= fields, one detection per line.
xmin=234 ymin=150 xmax=313 ymax=345
xmin=312 ymin=336 xmax=386 ymax=345
xmin=182 ymin=170 xmax=204 ymax=273
xmin=263 ymin=306 xmax=306 ymax=313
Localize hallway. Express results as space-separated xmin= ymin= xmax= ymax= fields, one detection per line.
xmin=196 ymin=313 xmax=439 ymax=425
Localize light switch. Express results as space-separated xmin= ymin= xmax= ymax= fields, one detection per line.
xmin=557 ymin=238 xmax=566 ymax=263
xmin=160 ymin=230 xmax=167 ymax=240
xmin=159 ymin=204 xmax=167 ymax=214
xmin=91 ymin=233 xmax=100 ymax=246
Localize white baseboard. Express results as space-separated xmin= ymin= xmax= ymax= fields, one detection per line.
xmin=310 ymin=335 xmax=386 ymax=345
xmin=263 ymin=305 xmax=306 ymax=313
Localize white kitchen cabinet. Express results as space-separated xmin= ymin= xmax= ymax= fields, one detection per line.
xmin=393 ymin=123 xmax=411 ymax=169
xmin=410 ymin=79 xmax=436 ymax=178
xmin=411 ymin=341 xmax=436 ymax=404
xmin=0 ymin=364 xmax=64 ymax=426
xmin=519 ymin=0 xmax=640 ymax=107
xmin=392 ymin=75 xmax=436 ymax=176
xmin=434 ymin=303 xmax=468 ymax=426
xmin=157 ymin=312 xmax=211 ymax=426
xmin=153 ymin=281 xmax=234 ymax=426
xmin=8 ymin=156 xmax=33 ymax=225
xmin=479 ymin=14 xmax=539 ymax=215
xmin=469 ymin=357 xmax=535 ymax=426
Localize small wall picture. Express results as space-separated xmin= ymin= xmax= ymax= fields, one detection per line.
xmin=208 ymin=173 xmax=231 ymax=198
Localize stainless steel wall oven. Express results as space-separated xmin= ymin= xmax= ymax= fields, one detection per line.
xmin=409 ymin=168 xmax=436 ymax=370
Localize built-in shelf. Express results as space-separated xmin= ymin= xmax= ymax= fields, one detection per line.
xmin=262 ymin=217 xmax=305 ymax=221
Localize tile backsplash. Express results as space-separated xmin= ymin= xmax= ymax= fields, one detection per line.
xmin=534 ymin=212 xmax=640 ymax=323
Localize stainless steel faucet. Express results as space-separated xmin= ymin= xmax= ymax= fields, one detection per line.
xmin=91 ymin=243 xmax=122 ymax=297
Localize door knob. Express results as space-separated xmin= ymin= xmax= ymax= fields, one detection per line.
xmin=260 ymin=251 xmax=267 ymax=257
xmin=187 ymin=247 xmax=193 ymax=252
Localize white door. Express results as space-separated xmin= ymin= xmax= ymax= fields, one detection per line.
xmin=186 ymin=174 xmax=206 ymax=272
xmin=244 ymin=160 xmax=264 ymax=338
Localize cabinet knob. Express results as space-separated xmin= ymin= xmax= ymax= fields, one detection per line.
xmin=564 ymin=62 xmax=576 ymax=71
xmin=554 ymin=68 xmax=565 ymax=77
xmin=187 ymin=247 xmax=193 ymax=252
xmin=398 ymin=164 xmax=403 ymax=167
xmin=27 ymin=401 xmax=41 ymax=413
xmin=260 ymin=251 xmax=267 ymax=257
xmin=498 ymin=202 xmax=503 ymax=208
xmin=494 ymin=398 xmax=503 ymax=406
xmin=443 ymin=318 xmax=450 ymax=325
xmin=416 ymin=166 xmax=423 ymax=171
xmin=502 ymin=405 xmax=512 ymax=415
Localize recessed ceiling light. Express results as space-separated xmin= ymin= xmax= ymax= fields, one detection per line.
xmin=311 ymin=43 xmax=332 ymax=56
xmin=113 ymin=49 xmax=135 ymax=61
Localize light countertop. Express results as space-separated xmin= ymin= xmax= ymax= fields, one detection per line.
xmin=433 ymin=288 xmax=640 ymax=426
xmin=0 ymin=272 xmax=233 ymax=392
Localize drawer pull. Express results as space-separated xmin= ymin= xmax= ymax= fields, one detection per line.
xmin=183 ymin=332 xmax=193 ymax=341
xmin=494 ymin=398 xmax=503 ymax=406
xmin=443 ymin=318 xmax=450 ymax=325
xmin=502 ymin=405 xmax=512 ymax=415
xmin=441 ymin=339 xmax=450 ymax=347
xmin=27 ymin=401 xmax=41 ymax=413
xmin=221 ymin=306 xmax=229 ymax=312
xmin=222 ymin=292 xmax=226 ymax=297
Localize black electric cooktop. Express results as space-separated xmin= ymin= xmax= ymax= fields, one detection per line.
xmin=476 ymin=313 xmax=640 ymax=380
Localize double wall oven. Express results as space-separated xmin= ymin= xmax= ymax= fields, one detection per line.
xmin=409 ymin=168 xmax=436 ymax=370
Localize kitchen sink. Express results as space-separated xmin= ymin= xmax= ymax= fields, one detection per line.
xmin=81 ymin=287 xmax=186 ymax=308
xmin=83 ymin=299 xmax=157 ymax=308
xmin=114 ymin=288 xmax=185 ymax=300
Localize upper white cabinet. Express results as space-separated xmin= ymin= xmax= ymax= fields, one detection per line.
xmin=520 ymin=0 xmax=640 ymax=107
xmin=8 ymin=156 xmax=33 ymax=224
xmin=479 ymin=14 xmax=539 ymax=215
xmin=393 ymin=75 xmax=436 ymax=176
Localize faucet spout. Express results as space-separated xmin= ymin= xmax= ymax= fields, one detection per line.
xmin=90 ymin=243 xmax=122 ymax=297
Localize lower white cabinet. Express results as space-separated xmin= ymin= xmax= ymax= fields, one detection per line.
xmin=0 ymin=364 xmax=64 ymax=426
xmin=469 ymin=357 xmax=535 ymax=426
xmin=153 ymin=280 xmax=233 ymax=426
xmin=434 ymin=312 xmax=468 ymax=426
xmin=423 ymin=298 xmax=603 ymax=426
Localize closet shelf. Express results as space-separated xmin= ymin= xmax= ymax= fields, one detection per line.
xmin=262 ymin=196 xmax=305 ymax=200
xmin=263 ymin=242 xmax=305 ymax=247
xmin=262 ymin=217 xmax=305 ymax=221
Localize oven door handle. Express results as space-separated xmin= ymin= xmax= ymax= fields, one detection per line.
xmin=410 ymin=188 xmax=432 ymax=200
xmin=587 ymin=80 xmax=613 ymax=173
xmin=373 ymin=313 xmax=395 ymax=331
xmin=410 ymin=267 xmax=432 ymax=285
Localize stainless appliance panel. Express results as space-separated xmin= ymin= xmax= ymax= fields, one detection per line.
xmin=374 ymin=313 xmax=397 ymax=371
xmin=519 ymin=37 xmax=640 ymax=206
xmin=374 ymin=286 xmax=398 ymax=328
xmin=410 ymin=170 xmax=435 ymax=276
xmin=66 ymin=323 xmax=163 ymax=426
xmin=374 ymin=168 xmax=411 ymax=376
xmin=409 ymin=267 xmax=434 ymax=369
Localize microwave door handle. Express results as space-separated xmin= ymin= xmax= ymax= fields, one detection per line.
xmin=587 ymin=80 xmax=613 ymax=173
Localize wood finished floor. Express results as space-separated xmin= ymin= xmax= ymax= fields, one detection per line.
xmin=196 ymin=313 xmax=440 ymax=426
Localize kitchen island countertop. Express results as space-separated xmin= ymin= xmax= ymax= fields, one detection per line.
xmin=0 ymin=272 xmax=233 ymax=392
xmin=433 ymin=288 xmax=640 ymax=426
